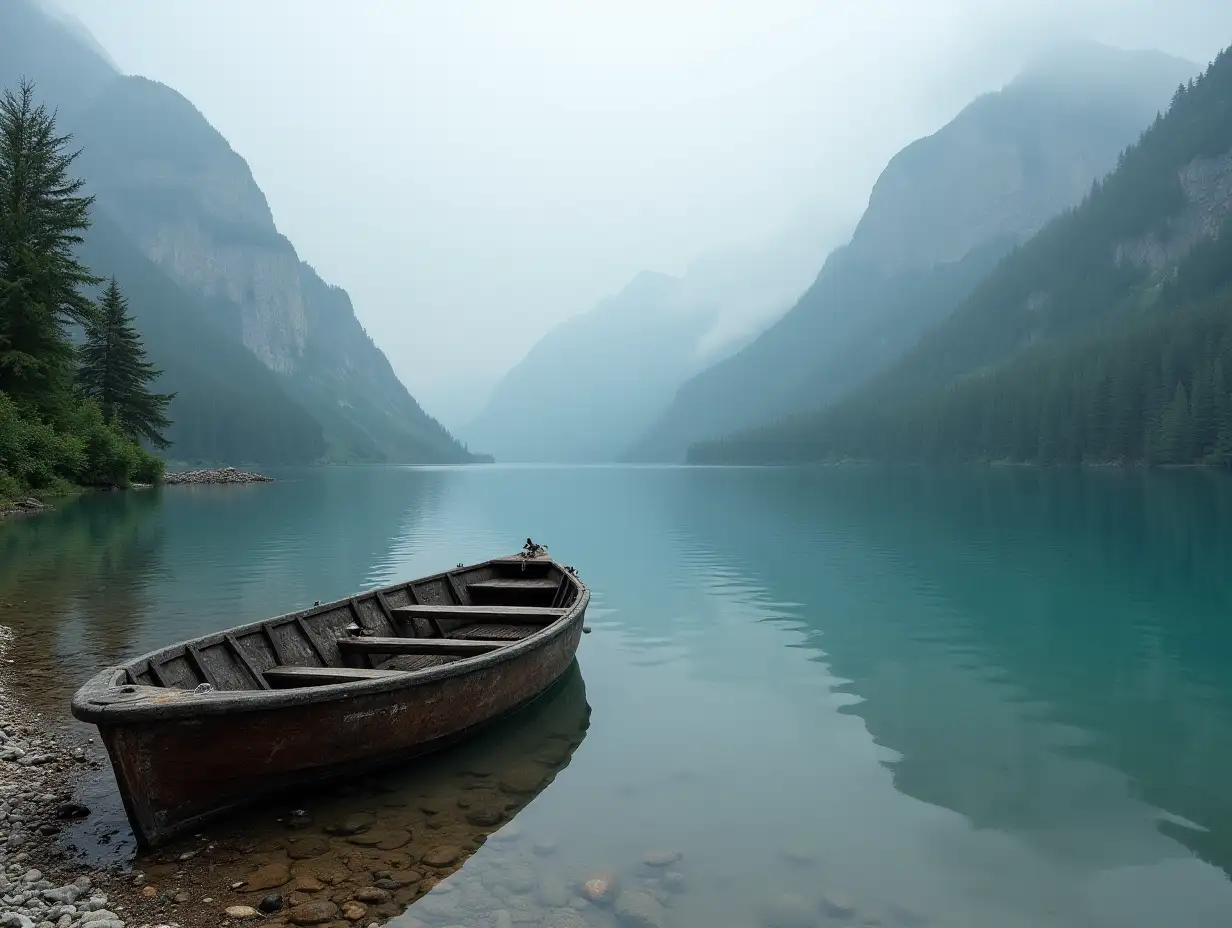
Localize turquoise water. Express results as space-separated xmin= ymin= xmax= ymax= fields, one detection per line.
xmin=2 ymin=465 xmax=1232 ymax=926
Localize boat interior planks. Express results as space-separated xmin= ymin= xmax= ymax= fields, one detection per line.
xmin=69 ymin=544 xmax=588 ymax=848
xmin=120 ymin=558 xmax=574 ymax=692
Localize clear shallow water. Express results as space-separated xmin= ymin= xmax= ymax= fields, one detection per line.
xmin=2 ymin=465 xmax=1232 ymax=926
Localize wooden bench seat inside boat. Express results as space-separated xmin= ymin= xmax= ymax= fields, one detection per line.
xmin=449 ymin=623 xmax=533 ymax=641
xmin=467 ymin=579 xmax=559 ymax=593
xmin=264 ymin=665 xmax=408 ymax=688
xmin=391 ymin=604 xmax=565 ymax=624
xmin=337 ymin=637 xmax=510 ymax=657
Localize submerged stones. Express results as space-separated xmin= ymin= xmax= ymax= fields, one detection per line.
xmin=325 ymin=811 xmax=375 ymax=836
xmin=614 ymin=889 xmax=668 ymax=928
xmin=660 ymin=870 xmax=686 ymax=893
xmin=760 ymin=892 xmax=819 ymax=928
xmin=287 ymin=898 xmax=340 ymax=924
xmin=537 ymin=872 xmax=569 ymax=908
xmin=641 ymin=849 xmax=682 ymax=868
xmin=340 ymin=899 xmax=368 ymax=920
xmin=287 ymin=835 xmax=331 ymax=859
xmin=543 ymin=908 xmax=589 ymax=928
xmin=580 ymin=873 xmax=617 ymax=904
xmin=422 ymin=845 xmax=465 ymax=868
xmin=497 ymin=764 xmax=548 ymax=794
xmin=245 ymin=860 xmax=291 ymax=890
xmin=819 ymin=890 xmax=857 ymax=919
xmin=532 ymin=838 xmax=558 ymax=857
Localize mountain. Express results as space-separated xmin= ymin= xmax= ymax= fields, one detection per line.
xmin=77 ymin=210 xmax=328 ymax=464
xmin=463 ymin=209 xmax=847 ymax=462
xmin=631 ymin=42 xmax=1198 ymax=462
xmin=692 ymin=47 xmax=1232 ymax=467
xmin=1 ymin=0 xmax=476 ymax=465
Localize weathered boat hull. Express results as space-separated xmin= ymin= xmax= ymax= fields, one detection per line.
xmin=98 ymin=620 xmax=582 ymax=846
xmin=70 ymin=550 xmax=588 ymax=848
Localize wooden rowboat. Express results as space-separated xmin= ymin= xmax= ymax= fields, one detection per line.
xmin=69 ymin=544 xmax=588 ymax=848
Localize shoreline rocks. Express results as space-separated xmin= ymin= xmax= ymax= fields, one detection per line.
xmin=162 ymin=467 xmax=272 ymax=486
xmin=0 ymin=674 xmax=137 ymax=928
xmin=0 ymin=498 xmax=51 ymax=519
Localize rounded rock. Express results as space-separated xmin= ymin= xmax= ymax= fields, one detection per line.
xmin=225 ymin=904 xmax=260 ymax=919
xmin=422 ymin=845 xmax=464 ymax=868
xmin=326 ymin=812 xmax=376 ymax=836
xmin=615 ymin=889 xmax=668 ymax=928
xmin=661 ymin=871 xmax=686 ymax=893
xmin=497 ymin=764 xmax=547 ymax=794
xmin=287 ymin=899 xmax=341 ymax=925
xmin=642 ymin=850 xmax=682 ymax=868
xmin=288 ymin=836 xmax=331 ymax=860
xmin=341 ymin=900 xmax=369 ymax=921
xmin=246 ymin=861 xmax=292 ymax=890
xmin=581 ymin=873 xmax=617 ymax=904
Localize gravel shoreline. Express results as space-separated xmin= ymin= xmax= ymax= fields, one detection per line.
xmin=0 ymin=629 xmax=179 ymax=928
xmin=0 ymin=465 xmax=271 ymax=522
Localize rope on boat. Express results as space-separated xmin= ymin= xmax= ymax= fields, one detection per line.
xmin=517 ymin=537 xmax=549 ymax=569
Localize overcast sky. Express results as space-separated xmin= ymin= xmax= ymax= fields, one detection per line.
xmin=58 ymin=1 xmax=1232 ymax=427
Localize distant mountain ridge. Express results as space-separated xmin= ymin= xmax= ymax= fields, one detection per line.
xmin=463 ymin=208 xmax=848 ymax=463
xmin=693 ymin=47 xmax=1232 ymax=467
xmin=630 ymin=41 xmax=1198 ymax=462
xmin=1 ymin=0 xmax=476 ymax=465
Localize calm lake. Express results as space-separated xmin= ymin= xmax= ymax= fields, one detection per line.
xmin=2 ymin=465 xmax=1232 ymax=927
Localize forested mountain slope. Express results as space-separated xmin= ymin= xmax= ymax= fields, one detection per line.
xmin=693 ymin=48 xmax=1232 ymax=467
xmin=0 ymin=0 xmax=475 ymax=464
xmin=633 ymin=42 xmax=1195 ymax=462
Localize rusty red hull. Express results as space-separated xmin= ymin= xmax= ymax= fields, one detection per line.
xmin=70 ymin=552 xmax=588 ymax=848
xmin=100 ymin=621 xmax=581 ymax=846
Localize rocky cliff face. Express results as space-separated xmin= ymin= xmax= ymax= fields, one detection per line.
xmin=1115 ymin=151 xmax=1232 ymax=271
xmin=72 ymin=78 xmax=314 ymax=376
xmin=68 ymin=75 xmax=470 ymax=463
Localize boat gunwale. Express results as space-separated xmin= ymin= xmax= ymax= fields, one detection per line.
xmin=69 ymin=556 xmax=588 ymax=724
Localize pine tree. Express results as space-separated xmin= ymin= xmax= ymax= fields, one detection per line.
xmin=0 ymin=78 xmax=99 ymax=413
xmin=1190 ymin=358 xmax=1217 ymax=456
xmin=1160 ymin=382 xmax=1195 ymax=463
xmin=79 ymin=278 xmax=174 ymax=448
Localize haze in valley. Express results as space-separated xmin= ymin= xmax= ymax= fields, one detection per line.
xmin=54 ymin=0 xmax=1232 ymax=429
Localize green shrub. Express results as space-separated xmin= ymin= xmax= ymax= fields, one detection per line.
xmin=0 ymin=391 xmax=79 ymax=491
xmin=132 ymin=447 xmax=165 ymax=484
xmin=1 ymin=390 xmax=162 ymax=496
xmin=0 ymin=469 xmax=22 ymax=505
xmin=64 ymin=401 xmax=139 ymax=487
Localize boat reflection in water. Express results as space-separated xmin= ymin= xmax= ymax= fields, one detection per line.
xmin=92 ymin=661 xmax=592 ymax=922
